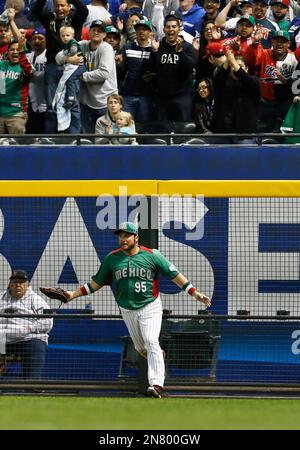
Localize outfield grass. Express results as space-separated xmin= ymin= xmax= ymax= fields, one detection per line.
xmin=0 ymin=396 xmax=300 ymax=430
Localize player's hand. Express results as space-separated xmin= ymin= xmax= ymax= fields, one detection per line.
xmin=193 ymin=291 xmax=211 ymax=307
xmin=64 ymin=290 xmax=74 ymax=301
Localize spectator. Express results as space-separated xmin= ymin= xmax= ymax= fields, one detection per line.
xmin=95 ymin=93 xmax=136 ymax=142
xmin=118 ymin=10 xmax=143 ymax=47
xmin=216 ymin=0 xmax=279 ymax=48
xmin=201 ymin=0 xmax=221 ymax=28
xmin=51 ymin=25 xmax=87 ymax=133
xmin=198 ymin=38 xmax=226 ymax=84
xmin=215 ymin=0 xmax=246 ymax=32
xmin=240 ymin=0 xmax=253 ymax=16
xmin=4 ymin=0 xmax=34 ymax=29
xmin=245 ymin=0 xmax=279 ymax=48
xmin=57 ymin=25 xmax=86 ymax=109
xmin=83 ymin=0 xmax=111 ymax=27
xmin=105 ymin=25 xmax=122 ymax=84
xmin=197 ymin=20 xmax=224 ymax=80
xmin=178 ymin=0 xmax=206 ymax=39
xmin=150 ymin=11 xmax=196 ymax=120
xmin=244 ymin=28 xmax=300 ymax=131
xmin=212 ymin=48 xmax=260 ymax=142
xmin=0 ymin=36 xmax=33 ymax=134
xmin=106 ymin=110 xmax=137 ymax=143
xmin=0 ymin=270 xmax=53 ymax=380
xmin=269 ymin=0 xmax=290 ymax=31
xmin=289 ymin=0 xmax=300 ymax=22
xmin=107 ymin=0 xmax=122 ymax=15
xmin=26 ymin=28 xmax=47 ymax=133
xmin=117 ymin=18 xmax=154 ymax=121
xmin=112 ymin=0 xmax=143 ymax=30
xmin=56 ymin=19 xmax=117 ymax=134
xmin=105 ymin=24 xmax=121 ymax=51
xmin=221 ymin=15 xmax=256 ymax=57
xmin=0 ymin=8 xmax=22 ymax=60
xmin=30 ymin=0 xmax=88 ymax=133
xmin=142 ymin=0 xmax=179 ymax=40
xmin=193 ymin=77 xmax=214 ymax=133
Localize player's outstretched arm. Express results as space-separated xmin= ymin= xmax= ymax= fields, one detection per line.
xmin=66 ymin=280 xmax=102 ymax=302
xmin=172 ymin=273 xmax=211 ymax=307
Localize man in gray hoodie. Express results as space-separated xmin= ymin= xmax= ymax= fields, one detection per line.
xmin=56 ymin=19 xmax=118 ymax=134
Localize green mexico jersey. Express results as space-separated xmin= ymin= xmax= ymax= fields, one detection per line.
xmin=92 ymin=246 xmax=179 ymax=310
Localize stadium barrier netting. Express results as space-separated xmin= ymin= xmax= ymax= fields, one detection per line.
xmin=0 ymin=180 xmax=300 ymax=391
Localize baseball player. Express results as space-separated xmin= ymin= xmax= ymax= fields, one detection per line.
xmin=40 ymin=222 xmax=211 ymax=398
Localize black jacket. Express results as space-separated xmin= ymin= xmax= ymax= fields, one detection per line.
xmin=119 ymin=40 xmax=153 ymax=96
xmin=212 ymin=65 xmax=261 ymax=133
xmin=150 ymin=38 xmax=196 ymax=98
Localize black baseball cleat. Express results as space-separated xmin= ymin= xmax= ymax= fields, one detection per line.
xmin=147 ymin=385 xmax=169 ymax=398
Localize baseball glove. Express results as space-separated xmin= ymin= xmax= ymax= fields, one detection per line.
xmin=39 ymin=287 xmax=69 ymax=303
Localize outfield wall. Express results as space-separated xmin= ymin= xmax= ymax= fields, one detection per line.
xmin=1 ymin=145 xmax=300 ymax=384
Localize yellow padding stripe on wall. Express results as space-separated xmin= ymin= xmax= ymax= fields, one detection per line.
xmin=0 ymin=180 xmax=158 ymax=197
xmin=158 ymin=180 xmax=300 ymax=197
xmin=0 ymin=180 xmax=299 ymax=197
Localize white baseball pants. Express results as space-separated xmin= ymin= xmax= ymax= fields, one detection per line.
xmin=120 ymin=297 xmax=165 ymax=387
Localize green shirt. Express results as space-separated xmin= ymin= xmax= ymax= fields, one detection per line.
xmin=92 ymin=246 xmax=179 ymax=310
xmin=277 ymin=19 xmax=290 ymax=32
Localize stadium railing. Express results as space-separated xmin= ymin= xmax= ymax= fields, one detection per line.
xmin=0 ymin=132 xmax=298 ymax=146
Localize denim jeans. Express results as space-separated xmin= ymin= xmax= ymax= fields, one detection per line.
xmin=65 ymin=65 xmax=86 ymax=100
xmin=80 ymin=104 xmax=107 ymax=134
xmin=45 ymin=63 xmax=82 ymax=134
xmin=44 ymin=63 xmax=63 ymax=133
xmin=157 ymin=95 xmax=192 ymax=121
xmin=123 ymin=95 xmax=153 ymax=121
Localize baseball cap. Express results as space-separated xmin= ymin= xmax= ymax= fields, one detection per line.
xmin=253 ymin=0 xmax=269 ymax=4
xmin=271 ymin=0 xmax=289 ymax=5
xmin=114 ymin=222 xmax=139 ymax=235
xmin=206 ymin=41 xmax=224 ymax=57
xmin=90 ymin=20 xmax=106 ymax=31
xmin=31 ymin=28 xmax=46 ymax=36
xmin=237 ymin=15 xmax=256 ymax=26
xmin=9 ymin=270 xmax=29 ymax=281
xmin=164 ymin=10 xmax=182 ymax=24
xmin=240 ymin=0 xmax=253 ymax=4
xmin=105 ymin=25 xmax=120 ymax=35
xmin=134 ymin=19 xmax=153 ymax=31
xmin=272 ymin=29 xmax=290 ymax=40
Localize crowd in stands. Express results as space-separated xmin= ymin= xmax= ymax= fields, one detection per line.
xmin=0 ymin=0 xmax=300 ymax=142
